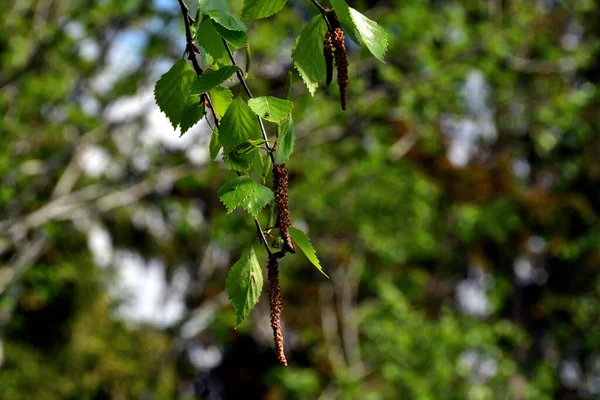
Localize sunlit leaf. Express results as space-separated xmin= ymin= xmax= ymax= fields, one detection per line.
xmin=206 ymin=10 xmax=246 ymax=32
xmin=292 ymin=15 xmax=328 ymax=96
xmin=209 ymin=86 xmax=233 ymax=117
xmin=189 ymin=66 xmax=239 ymax=95
xmin=275 ymin=115 xmax=294 ymax=164
xmin=247 ymin=96 xmax=293 ymax=122
xmin=289 ymin=227 xmax=328 ymax=277
xmin=154 ymin=59 xmax=196 ymax=129
xmin=349 ymin=8 xmax=388 ymax=62
xmin=219 ymin=98 xmax=262 ymax=155
xmin=242 ymin=0 xmax=287 ymax=21
xmin=226 ymin=246 xmax=263 ymax=326
xmin=214 ymin=23 xmax=248 ymax=48
xmin=180 ymin=96 xmax=205 ymax=135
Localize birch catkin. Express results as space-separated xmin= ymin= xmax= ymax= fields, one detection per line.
xmin=273 ymin=163 xmax=295 ymax=253
xmin=267 ymin=256 xmax=287 ymax=366
xmin=324 ymin=31 xmax=334 ymax=86
xmin=332 ymin=27 xmax=349 ymax=110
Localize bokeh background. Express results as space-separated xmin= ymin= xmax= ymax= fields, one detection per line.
xmin=1 ymin=0 xmax=600 ymax=399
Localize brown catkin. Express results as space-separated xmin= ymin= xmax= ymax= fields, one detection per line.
xmin=267 ymin=256 xmax=287 ymax=366
xmin=273 ymin=163 xmax=295 ymax=253
xmin=324 ymin=31 xmax=334 ymax=86
xmin=332 ymin=27 xmax=348 ymax=110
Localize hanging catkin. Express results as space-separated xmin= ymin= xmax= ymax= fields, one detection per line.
xmin=267 ymin=255 xmax=287 ymax=366
xmin=324 ymin=31 xmax=334 ymax=86
xmin=332 ymin=27 xmax=348 ymax=110
xmin=273 ymin=163 xmax=295 ymax=253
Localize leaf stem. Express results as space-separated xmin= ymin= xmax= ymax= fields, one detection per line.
xmin=177 ymin=0 xmax=203 ymax=76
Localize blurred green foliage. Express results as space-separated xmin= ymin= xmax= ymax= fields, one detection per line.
xmin=1 ymin=0 xmax=599 ymax=399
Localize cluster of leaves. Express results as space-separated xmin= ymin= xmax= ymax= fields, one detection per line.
xmin=153 ymin=0 xmax=387 ymax=328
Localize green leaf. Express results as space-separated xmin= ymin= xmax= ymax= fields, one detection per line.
xmin=214 ymin=23 xmax=248 ymax=48
xmin=209 ymin=128 xmax=221 ymax=160
xmin=275 ymin=115 xmax=294 ymax=164
xmin=241 ymin=0 xmax=287 ymax=21
xmin=180 ymin=96 xmax=205 ymax=135
xmin=261 ymin=153 xmax=272 ymax=184
xmin=209 ymin=86 xmax=233 ymax=117
xmin=226 ymin=246 xmax=263 ymax=326
xmin=198 ymin=45 xmax=212 ymax=65
xmin=217 ymin=176 xmax=257 ymax=212
xmin=206 ymin=10 xmax=247 ymax=32
xmin=199 ymin=0 xmax=227 ymax=12
xmin=292 ymin=15 xmax=328 ymax=96
xmin=197 ymin=17 xmax=227 ymax=60
xmin=154 ymin=59 xmax=197 ymax=129
xmin=289 ymin=227 xmax=328 ymax=277
xmin=219 ymin=98 xmax=262 ymax=154
xmin=247 ymin=96 xmax=293 ymax=122
xmin=217 ymin=175 xmax=273 ymax=217
xmin=242 ymin=180 xmax=273 ymax=218
xmin=225 ymin=148 xmax=259 ymax=172
xmin=329 ymin=0 xmax=362 ymax=45
xmin=189 ymin=66 xmax=239 ymax=95
xmin=349 ymin=8 xmax=388 ymax=62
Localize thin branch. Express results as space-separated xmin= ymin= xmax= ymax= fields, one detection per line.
xmin=0 ymin=235 xmax=49 ymax=296
xmin=310 ymin=0 xmax=326 ymax=12
xmin=177 ymin=0 xmax=203 ymax=76
xmin=203 ymin=93 xmax=220 ymax=129
xmin=310 ymin=0 xmax=333 ymax=32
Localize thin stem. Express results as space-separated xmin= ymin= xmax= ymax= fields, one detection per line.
xmin=203 ymin=94 xmax=220 ymax=129
xmin=177 ymin=0 xmax=203 ymax=76
xmin=222 ymin=39 xmax=276 ymax=164
xmin=310 ymin=0 xmax=332 ymax=32
xmin=310 ymin=0 xmax=326 ymax=12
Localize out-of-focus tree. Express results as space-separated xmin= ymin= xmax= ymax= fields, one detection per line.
xmin=1 ymin=0 xmax=599 ymax=399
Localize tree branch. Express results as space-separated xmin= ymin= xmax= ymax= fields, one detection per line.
xmin=176 ymin=0 xmax=274 ymax=256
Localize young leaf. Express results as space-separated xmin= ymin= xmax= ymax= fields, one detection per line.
xmin=241 ymin=0 xmax=287 ymax=21
xmin=214 ymin=23 xmax=248 ymax=48
xmin=209 ymin=128 xmax=221 ymax=160
xmin=189 ymin=66 xmax=239 ymax=96
xmin=349 ymin=8 xmax=388 ymax=62
xmin=217 ymin=175 xmax=273 ymax=217
xmin=217 ymin=176 xmax=257 ymax=213
xmin=209 ymin=86 xmax=233 ymax=117
xmin=275 ymin=115 xmax=294 ymax=164
xmin=199 ymin=0 xmax=227 ymax=12
xmin=261 ymin=153 xmax=272 ymax=185
xmin=241 ymin=180 xmax=274 ymax=218
xmin=206 ymin=10 xmax=247 ymax=32
xmin=247 ymin=96 xmax=293 ymax=123
xmin=225 ymin=148 xmax=259 ymax=172
xmin=154 ymin=59 xmax=196 ymax=129
xmin=219 ymin=98 xmax=262 ymax=155
xmin=289 ymin=227 xmax=328 ymax=277
xmin=180 ymin=96 xmax=205 ymax=135
xmin=226 ymin=246 xmax=263 ymax=326
xmin=197 ymin=16 xmax=227 ymax=60
xmin=329 ymin=0 xmax=362 ymax=45
xmin=292 ymin=15 xmax=328 ymax=96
